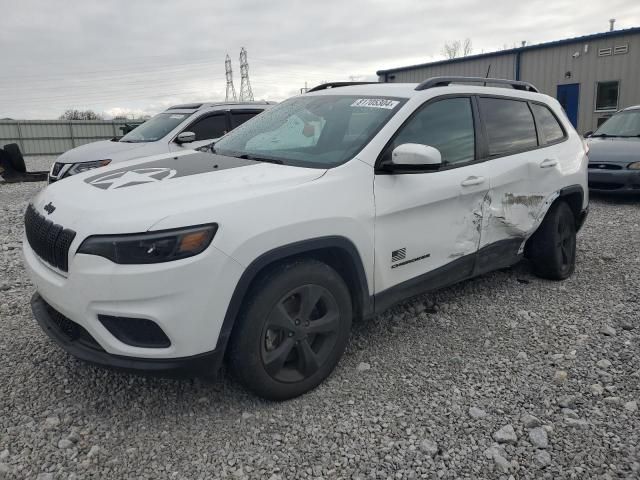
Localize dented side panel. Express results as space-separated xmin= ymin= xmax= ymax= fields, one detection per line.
xmin=479 ymin=128 xmax=588 ymax=254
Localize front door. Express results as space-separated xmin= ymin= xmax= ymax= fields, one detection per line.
xmin=170 ymin=112 xmax=231 ymax=152
xmin=374 ymin=96 xmax=489 ymax=300
xmin=557 ymin=83 xmax=580 ymax=128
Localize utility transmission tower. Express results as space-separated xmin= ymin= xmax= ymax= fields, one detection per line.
xmin=225 ymin=54 xmax=237 ymax=101
xmin=239 ymin=47 xmax=254 ymax=102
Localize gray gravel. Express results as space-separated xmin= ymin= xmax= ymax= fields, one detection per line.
xmin=1 ymin=182 xmax=639 ymax=479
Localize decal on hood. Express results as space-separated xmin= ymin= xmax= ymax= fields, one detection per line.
xmin=84 ymin=152 xmax=257 ymax=190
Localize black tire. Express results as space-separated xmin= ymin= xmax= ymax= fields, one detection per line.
xmin=527 ymin=201 xmax=576 ymax=280
xmin=228 ymin=259 xmax=352 ymax=400
xmin=4 ymin=143 xmax=26 ymax=173
xmin=0 ymin=148 xmax=8 ymax=173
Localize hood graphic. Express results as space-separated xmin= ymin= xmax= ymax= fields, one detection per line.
xmin=84 ymin=151 xmax=256 ymax=189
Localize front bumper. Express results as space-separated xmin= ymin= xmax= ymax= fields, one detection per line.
xmin=31 ymin=293 xmax=223 ymax=375
xmin=23 ymin=237 xmax=244 ymax=362
xmin=588 ymin=168 xmax=640 ymax=193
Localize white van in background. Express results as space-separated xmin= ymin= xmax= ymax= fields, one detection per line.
xmin=48 ymin=101 xmax=275 ymax=182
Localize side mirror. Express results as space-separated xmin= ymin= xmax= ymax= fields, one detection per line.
xmin=583 ymin=131 xmax=593 ymax=138
xmin=175 ymin=131 xmax=196 ymax=144
xmin=384 ymin=143 xmax=442 ymax=173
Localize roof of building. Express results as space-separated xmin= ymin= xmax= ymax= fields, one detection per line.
xmin=377 ymin=26 xmax=640 ymax=76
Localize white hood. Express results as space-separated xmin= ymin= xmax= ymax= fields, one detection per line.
xmin=55 ymin=139 xmax=169 ymax=164
xmin=30 ymin=150 xmax=326 ymax=243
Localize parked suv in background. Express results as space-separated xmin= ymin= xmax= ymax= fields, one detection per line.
xmin=584 ymin=105 xmax=640 ymax=193
xmin=48 ymin=101 xmax=274 ymax=182
xmin=24 ymin=77 xmax=588 ymax=400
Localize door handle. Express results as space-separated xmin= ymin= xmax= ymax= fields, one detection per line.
xmin=460 ymin=176 xmax=486 ymax=187
xmin=539 ymin=158 xmax=558 ymax=168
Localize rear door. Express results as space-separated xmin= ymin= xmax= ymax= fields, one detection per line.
xmin=475 ymin=96 xmax=545 ymax=272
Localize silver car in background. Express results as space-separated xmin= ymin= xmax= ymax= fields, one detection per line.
xmin=585 ymin=105 xmax=640 ymax=194
xmin=49 ymin=101 xmax=275 ymax=182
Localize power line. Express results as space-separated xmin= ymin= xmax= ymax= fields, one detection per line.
xmin=239 ymin=47 xmax=254 ymax=102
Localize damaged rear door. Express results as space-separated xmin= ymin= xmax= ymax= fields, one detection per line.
xmin=475 ymin=96 xmax=546 ymax=272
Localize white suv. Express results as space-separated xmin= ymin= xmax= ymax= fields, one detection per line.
xmin=24 ymin=77 xmax=588 ymax=400
xmin=48 ymin=101 xmax=274 ymax=182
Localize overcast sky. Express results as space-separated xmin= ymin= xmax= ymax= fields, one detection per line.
xmin=1 ymin=0 xmax=639 ymax=119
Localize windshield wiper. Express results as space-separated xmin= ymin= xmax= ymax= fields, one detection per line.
xmin=238 ymin=154 xmax=283 ymax=164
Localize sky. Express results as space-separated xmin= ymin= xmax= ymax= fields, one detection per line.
xmin=1 ymin=0 xmax=639 ymax=119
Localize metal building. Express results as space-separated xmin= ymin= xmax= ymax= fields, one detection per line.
xmin=376 ymin=27 xmax=640 ymax=134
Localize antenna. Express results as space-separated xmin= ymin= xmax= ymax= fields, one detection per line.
xmin=239 ymin=47 xmax=254 ymax=102
xmin=225 ymin=54 xmax=237 ymax=102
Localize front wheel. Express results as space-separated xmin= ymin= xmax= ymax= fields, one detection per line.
xmin=527 ymin=201 xmax=577 ymax=280
xmin=228 ymin=259 xmax=352 ymax=400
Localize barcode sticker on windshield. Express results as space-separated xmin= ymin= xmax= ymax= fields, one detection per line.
xmin=351 ymin=98 xmax=399 ymax=109
xmin=170 ymin=114 xmax=185 ymax=119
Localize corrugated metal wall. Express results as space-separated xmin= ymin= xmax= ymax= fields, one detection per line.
xmin=378 ymin=53 xmax=517 ymax=83
xmin=0 ymin=120 xmax=130 ymax=156
xmin=520 ymin=32 xmax=640 ymax=133
xmin=377 ymin=31 xmax=640 ymax=133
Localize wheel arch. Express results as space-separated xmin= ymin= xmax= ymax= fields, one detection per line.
xmin=215 ymin=236 xmax=372 ymax=354
xmin=556 ymin=184 xmax=587 ymax=230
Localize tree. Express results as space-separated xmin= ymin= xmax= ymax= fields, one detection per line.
xmin=59 ymin=109 xmax=103 ymax=120
xmin=463 ymin=38 xmax=473 ymax=57
xmin=442 ymin=38 xmax=473 ymax=59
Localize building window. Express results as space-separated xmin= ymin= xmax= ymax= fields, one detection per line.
xmin=595 ymin=81 xmax=619 ymax=111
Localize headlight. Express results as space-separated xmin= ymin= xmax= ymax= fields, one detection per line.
xmin=77 ymin=224 xmax=218 ymax=264
xmin=628 ymin=162 xmax=640 ymax=170
xmin=67 ymin=159 xmax=111 ymax=176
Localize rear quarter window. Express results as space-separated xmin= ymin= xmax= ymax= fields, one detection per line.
xmin=479 ymin=97 xmax=538 ymax=156
xmin=531 ymin=103 xmax=566 ymax=144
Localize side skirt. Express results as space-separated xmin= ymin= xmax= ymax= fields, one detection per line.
xmin=373 ymin=238 xmax=523 ymax=314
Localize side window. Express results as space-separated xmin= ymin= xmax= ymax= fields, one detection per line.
xmin=478 ymin=97 xmax=538 ymax=156
xmin=388 ymin=97 xmax=475 ymax=165
xmin=531 ymin=104 xmax=566 ymax=144
xmin=231 ymin=111 xmax=262 ymax=128
xmin=187 ymin=114 xmax=228 ymax=141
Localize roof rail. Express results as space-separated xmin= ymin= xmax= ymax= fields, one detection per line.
xmin=307 ymin=81 xmax=378 ymax=92
xmin=415 ymin=76 xmax=539 ymax=93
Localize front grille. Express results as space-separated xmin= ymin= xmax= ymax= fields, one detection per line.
xmin=42 ymin=301 xmax=104 ymax=351
xmin=589 ymin=181 xmax=623 ymax=190
xmin=24 ymin=204 xmax=76 ymax=272
xmin=588 ymin=163 xmax=623 ymax=170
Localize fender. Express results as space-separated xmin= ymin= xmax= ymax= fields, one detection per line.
xmin=215 ymin=236 xmax=372 ymax=352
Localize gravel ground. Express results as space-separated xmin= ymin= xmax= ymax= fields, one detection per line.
xmin=1 ymin=182 xmax=639 ymax=480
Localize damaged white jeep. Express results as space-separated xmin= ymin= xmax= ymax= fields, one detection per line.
xmin=24 ymin=77 xmax=588 ymax=400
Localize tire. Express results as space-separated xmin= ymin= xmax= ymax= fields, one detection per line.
xmin=228 ymin=259 xmax=353 ymax=400
xmin=527 ymin=201 xmax=576 ymax=280
xmin=4 ymin=143 xmax=26 ymax=173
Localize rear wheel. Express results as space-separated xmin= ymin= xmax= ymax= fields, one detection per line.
xmin=527 ymin=201 xmax=576 ymax=280
xmin=228 ymin=259 xmax=352 ymax=400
